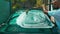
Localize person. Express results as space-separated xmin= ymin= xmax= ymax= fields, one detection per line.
xmin=42 ymin=0 xmax=60 ymax=34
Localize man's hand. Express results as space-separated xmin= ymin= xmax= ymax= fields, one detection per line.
xmin=41 ymin=4 xmax=48 ymax=13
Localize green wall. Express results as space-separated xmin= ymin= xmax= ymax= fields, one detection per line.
xmin=0 ymin=0 xmax=10 ymax=24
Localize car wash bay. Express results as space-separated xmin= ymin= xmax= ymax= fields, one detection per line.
xmin=0 ymin=0 xmax=58 ymax=34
